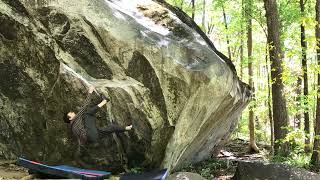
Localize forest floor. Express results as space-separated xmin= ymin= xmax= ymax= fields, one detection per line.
xmin=0 ymin=160 xmax=29 ymax=180
xmin=0 ymin=138 xmax=269 ymax=180
xmin=178 ymin=138 xmax=270 ymax=179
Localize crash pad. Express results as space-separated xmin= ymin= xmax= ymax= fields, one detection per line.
xmin=17 ymin=157 xmax=110 ymax=179
xmin=18 ymin=157 xmax=168 ymax=179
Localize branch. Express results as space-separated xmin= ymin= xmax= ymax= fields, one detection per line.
xmin=243 ymin=8 xmax=268 ymax=38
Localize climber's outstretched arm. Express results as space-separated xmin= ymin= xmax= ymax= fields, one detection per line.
xmin=98 ymin=99 xmax=108 ymax=108
xmin=72 ymin=86 xmax=96 ymax=119
xmin=86 ymin=99 xmax=107 ymax=115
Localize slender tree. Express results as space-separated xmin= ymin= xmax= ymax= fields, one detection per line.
xmin=247 ymin=0 xmax=259 ymax=153
xmin=191 ymin=0 xmax=195 ymax=20
xmin=311 ymin=0 xmax=320 ymax=168
xmin=299 ymin=0 xmax=311 ymax=153
xmin=240 ymin=39 xmax=244 ymax=79
xmin=180 ymin=0 xmax=184 ymax=10
xmin=263 ymin=0 xmax=290 ymax=155
xmin=207 ymin=19 xmax=214 ymax=35
xmin=222 ymin=4 xmax=232 ymax=60
xmin=265 ymin=42 xmax=274 ymax=155
xmin=202 ymin=0 xmax=206 ymax=32
xmin=240 ymin=0 xmax=245 ymax=79
xmin=295 ymin=78 xmax=302 ymax=129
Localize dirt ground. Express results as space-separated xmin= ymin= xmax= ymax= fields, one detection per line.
xmin=213 ymin=138 xmax=269 ymax=179
xmin=175 ymin=138 xmax=270 ymax=179
xmin=0 ymin=160 xmax=29 ymax=180
xmin=0 ymin=139 xmax=268 ymax=180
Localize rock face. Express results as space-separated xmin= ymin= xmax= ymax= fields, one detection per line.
xmin=233 ymin=161 xmax=320 ymax=180
xmin=167 ymin=172 xmax=207 ymax=180
xmin=0 ymin=0 xmax=251 ymax=171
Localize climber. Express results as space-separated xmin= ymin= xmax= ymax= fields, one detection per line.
xmin=63 ymin=85 xmax=132 ymax=146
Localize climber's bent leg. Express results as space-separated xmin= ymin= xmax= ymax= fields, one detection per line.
xmin=98 ymin=124 xmax=126 ymax=138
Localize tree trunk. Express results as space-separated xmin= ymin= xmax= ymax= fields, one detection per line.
xmin=240 ymin=0 xmax=245 ymax=79
xmin=266 ymin=42 xmax=274 ymax=155
xmin=240 ymin=41 xmax=244 ymax=80
xmin=247 ymin=0 xmax=259 ymax=153
xmin=295 ymin=77 xmax=302 ymax=129
xmin=222 ymin=5 xmax=232 ymax=60
xmin=238 ymin=0 xmax=245 ymax=125
xmin=311 ymin=0 xmax=320 ymax=168
xmin=191 ymin=0 xmax=195 ymax=20
xmin=240 ymin=38 xmax=244 ymax=80
xmin=263 ymin=0 xmax=290 ymax=155
xmin=300 ymin=0 xmax=311 ymax=153
xmin=202 ymin=0 xmax=206 ymax=32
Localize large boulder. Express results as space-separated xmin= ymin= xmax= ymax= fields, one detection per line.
xmin=0 ymin=0 xmax=251 ymax=171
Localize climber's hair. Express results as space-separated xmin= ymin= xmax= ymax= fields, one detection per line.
xmin=63 ymin=112 xmax=70 ymax=123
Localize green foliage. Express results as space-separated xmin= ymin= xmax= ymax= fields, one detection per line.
xmin=279 ymin=0 xmax=300 ymax=29
xmin=271 ymin=154 xmax=311 ymax=169
xmin=177 ymin=159 xmax=236 ymax=179
xmin=271 ymin=127 xmax=312 ymax=169
xmin=283 ymin=127 xmax=305 ymax=151
xmin=129 ymin=167 xmax=144 ymax=173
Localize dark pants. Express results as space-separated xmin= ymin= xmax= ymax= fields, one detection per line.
xmin=98 ymin=124 xmax=126 ymax=138
xmin=84 ymin=105 xmax=125 ymax=143
xmin=76 ymin=123 xmax=126 ymax=163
